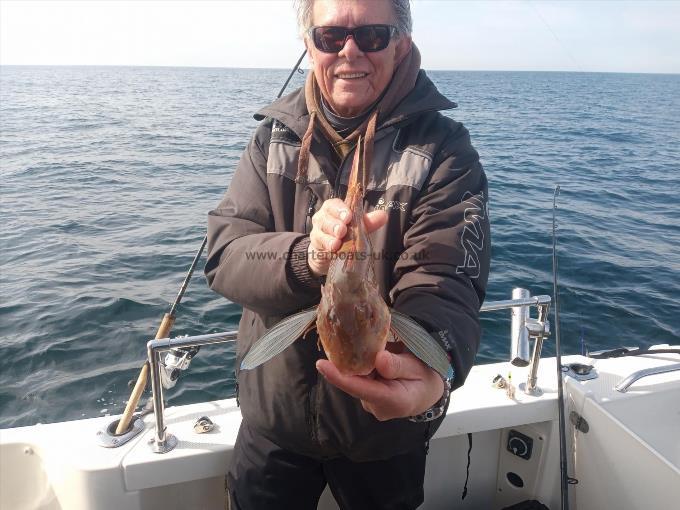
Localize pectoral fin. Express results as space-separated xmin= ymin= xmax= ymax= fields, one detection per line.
xmin=390 ymin=311 xmax=454 ymax=380
xmin=240 ymin=308 xmax=318 ymax=370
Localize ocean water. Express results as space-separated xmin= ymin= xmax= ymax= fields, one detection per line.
xmin=1 ymin=66 xmax=678 ymax=429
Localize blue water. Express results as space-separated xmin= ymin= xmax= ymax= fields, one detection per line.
xmin=1 ymin=66 xmax=678 ymax=429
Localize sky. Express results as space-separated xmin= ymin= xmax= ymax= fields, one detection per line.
xmin=1 ymin=0 xmax=679 ymax=73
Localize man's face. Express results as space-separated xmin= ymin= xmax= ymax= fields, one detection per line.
xmin=305 ymin=0 xmax=412 ymax=118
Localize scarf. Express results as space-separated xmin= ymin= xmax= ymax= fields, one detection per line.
xmin=296 ymin=44 xmax=422 ymax=185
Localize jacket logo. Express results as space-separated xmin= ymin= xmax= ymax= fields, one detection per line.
xmin=271 ymin=120 xmax=300 ymax=144
xmin=375 ymin=197 xmax=407 ymax=212
xmin=438 ymin=329 xmax=453 ymax=351
xmin=456 ymin=191 xmax=486 ymax=279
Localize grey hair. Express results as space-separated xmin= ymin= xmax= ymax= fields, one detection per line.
xmin=294 ymin=0 xmax=412 ymax=36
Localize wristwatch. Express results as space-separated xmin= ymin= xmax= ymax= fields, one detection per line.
xmin=408 ymin=378 xmax=452 ymax=423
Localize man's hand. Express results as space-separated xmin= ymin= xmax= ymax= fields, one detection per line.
xmin=308 ymin=198 xmax=388 ymax=278
xmin=316 ymin=349 xmax=446 ymax=421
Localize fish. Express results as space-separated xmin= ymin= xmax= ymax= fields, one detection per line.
xmin=240 ymin=135 xmax=453 ymax=380
xmin=315 ymin=135 xmax=391 ymax=376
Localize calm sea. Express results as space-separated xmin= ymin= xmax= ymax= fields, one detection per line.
xmin=1 ymin=66 xmax=678 ymax=428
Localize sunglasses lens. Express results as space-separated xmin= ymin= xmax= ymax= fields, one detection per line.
xmin=354 ymin=25 xmax=392 ymax=52
xmin=312 ymin=25 xmax=394 ymax=53
xmin=314 ymin=27 xmax=348 ymax=53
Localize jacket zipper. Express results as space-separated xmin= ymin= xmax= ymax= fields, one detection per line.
xmin=304 ymin=189 xmax=318 ymax=234
xmin=332 ymin=146 xmax=356 ymax=199
xmin=308 ymin=383 xmax=318 ymax=444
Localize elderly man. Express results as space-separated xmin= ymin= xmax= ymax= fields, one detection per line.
xmin=205 ymin=0 xmax=490 ymax=508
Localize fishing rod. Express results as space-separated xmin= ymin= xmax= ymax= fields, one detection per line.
xmin=115 ymin=49 xmax=308 ymax=435
xmin=552 ymin=185 xmax=576 ymax=509
xmin=278 ymin=49 xmax=307 ymax=98
xmin=116 ymin=236 xmax=207 ymax=434
xmin=159 ymin=49 xmax=309 ymax=392
xmin=158 ymin=235 xmax=208 ymax=390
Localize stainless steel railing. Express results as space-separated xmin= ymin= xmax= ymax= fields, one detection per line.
xmin=614 ymin=363 xmax=680 ymax=393
xmin=144 ymin=288 xmax=551 ymax=453
xmin=147 ymin=331 xmax=238 ymax=453
xmin=481 ymin=289 xmax=552 ymax=396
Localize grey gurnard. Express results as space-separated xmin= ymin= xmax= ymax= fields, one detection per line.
xmin=240 ymin=131 xmax=453 ymax=380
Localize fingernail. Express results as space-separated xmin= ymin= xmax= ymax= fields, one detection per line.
xmin=339 ymin=210 xmax=348 ymax=221
xmin=333 ymin=224 xmax=340 ymax=235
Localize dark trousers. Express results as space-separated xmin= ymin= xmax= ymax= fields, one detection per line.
xmin=227 ymin=421 xmax=426 ymax=510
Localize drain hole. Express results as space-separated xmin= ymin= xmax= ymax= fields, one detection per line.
xmin=506 ymin=471 xmax=524 ymax=488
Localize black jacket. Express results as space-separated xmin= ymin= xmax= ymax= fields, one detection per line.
xmin=206 ymin=70 xmax=491 ymax=461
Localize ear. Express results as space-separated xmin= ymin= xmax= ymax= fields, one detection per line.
xmin=303 ymin=36 xmax=314 ymax=65
xmin=393 ymin=35 xmax=412 ymax=66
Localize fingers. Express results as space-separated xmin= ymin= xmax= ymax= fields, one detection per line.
xmin=316 ymin=358 xmax=411 ymax=421
xmin=316 ymin=359 xmax=389 ymax=402
xmin=312 ymin=209 xmax=347 ymax=240
xmin=369 ymin=353 xmax=445 ymax=418
xmin=321 ymin=198 xmax=351 ymax=223
xmin=310 ymin=199 xmax=349 ymax=250
xmin=317 ymin=199 xmax=351 ymax=230
xmin=317 ymin=355 xmax=444 ymax=421
xmin=307 ymin=199 xmax=349 ymax=276
xmin=310 ymin=229 xmax=341 ymax=253
xmin=373 ymin=351 xmax=426 ymax=381
xmin=307 ymin=199 xmax=388 ymax=277
xmin=364 ymin=210 xmax=388 ymax=233
xmin=373 ymin=352 xmax=444 ymax=412
xmin=310 ymin=200 xmax=387 ymax=249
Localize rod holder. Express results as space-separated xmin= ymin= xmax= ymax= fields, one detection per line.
xmin=510 ymin=288 xmax=531 ymax=367
xmin=96 ymin=416 xmax=145 ymax=448
xmin=481 ymin=289 xmax=551 ymax=396
xmin=147 ymin=330 xmax=238 ymax=454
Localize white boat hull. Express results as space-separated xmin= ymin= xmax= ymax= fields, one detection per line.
xmin=2 ymin=349 xmax=678 ymax=510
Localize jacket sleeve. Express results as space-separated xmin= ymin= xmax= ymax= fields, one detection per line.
xmin=389 ymin=123 xmax=490 ymax=390
xmin=205 ymin=122 xmax=321 ymax=317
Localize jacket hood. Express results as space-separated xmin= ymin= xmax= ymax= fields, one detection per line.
xmin=254 ymin=70 xmax=457 ymax=140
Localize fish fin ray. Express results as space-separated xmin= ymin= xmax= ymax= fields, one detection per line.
xmin=240 ymin=308 xmax=318 ymax=370
xmin=390 ymin=310 xmax=454 ymax=380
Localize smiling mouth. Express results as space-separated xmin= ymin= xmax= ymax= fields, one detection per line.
xmin=336 ymin=72 xmax=368 ymax=79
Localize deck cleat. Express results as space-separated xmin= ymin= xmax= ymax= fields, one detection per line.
xmin=193 ymin=416 xmax=215 ymax=434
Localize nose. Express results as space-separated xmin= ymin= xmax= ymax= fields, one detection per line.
xmin=338 ymin=35 xmax=364 ymax=61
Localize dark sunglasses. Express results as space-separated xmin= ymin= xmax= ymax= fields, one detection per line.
xmin=309 ymin=25 xmax=397 ymax=53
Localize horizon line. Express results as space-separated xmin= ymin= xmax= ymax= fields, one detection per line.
xmin=1 ymin=63 xmax=678 ymax=76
